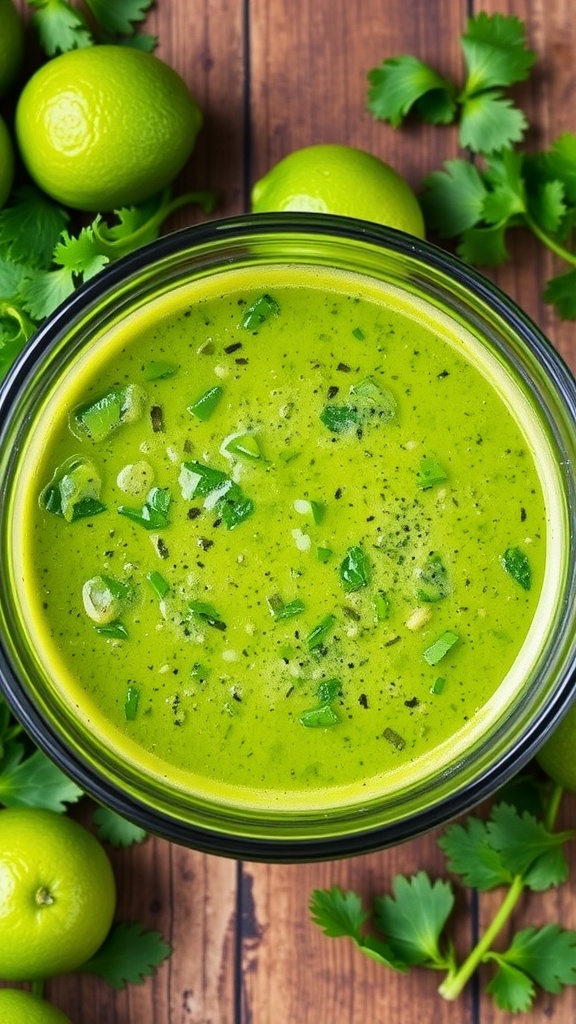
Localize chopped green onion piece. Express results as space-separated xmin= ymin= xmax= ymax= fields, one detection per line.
xmin=188 ymin=385 xmax=224 ymax=421
xmin=382 ymin=727 xmax=405 ymax=750
xmin=306 ymin=613 xmax=337 ymax=650
xmin=240 ymin=293 xmax=280 ymax=330
xmin=430 ymin=676 xmax=446 ymax=695
xmin=501 ymin=546 xmax=532 ymax=591
xmin=319 ymin=404 xmax=359 ymax=434
xmin=422 ymin=629 xmax=460 ymax=666
xmin=142 ymin=361 xmax=178 ymax=381
xmin=340 ymin=545 xmax=371 ymax=592
xmin=179 ymin=461 xmax=229 ymax=500
xmin=316 ymin=678 xmax=341 ymax=703
xmin=224 ymin=433 xmax=263 ymax=460
xmin=118 ymin=486 xmax=171 ymax=530
xmin=125 ymin=685 xmax=140 ymax=721
xmin=317 ymin=546 xmax=333 ymax=563
xmin=310 ymin=500 xmax=325 ymax=524
xmin=266 ymin=594 xmax=305 ymax=621
xmin=191 ymin=663 xmax=210 ymax=681
xmin=95 ymin=621 xmax=128 ymax=640
xmin=39 ymin=456 xmax=105 ymax=523
xmin=374 ymin=590 xmax=390 ymax=620
xmin=416 ymin=553 xmax=450 ymax=602
xmin=82 ymin=574 xmax=133 ymax=625
xmin=299 ymin=705 xmax=340 ymax=728
xmin=352 ymin=327 xmax=365 ymax=340
xmin=72 ymin=384 xmax=147 ymax=441
xmin=146 ymin=570 xmax=170 ymax=599
xmin=189 ymin=600 xmax=226 ymax=630
xmin=417 ymin=456 xmax=448 ymax=490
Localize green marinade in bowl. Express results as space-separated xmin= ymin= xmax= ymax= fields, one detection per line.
xmin=0 ymin=216 xmax=574 ymax=860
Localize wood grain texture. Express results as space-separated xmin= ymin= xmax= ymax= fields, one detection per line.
xmin=5 ymin=1 xmax=576 ymax=1023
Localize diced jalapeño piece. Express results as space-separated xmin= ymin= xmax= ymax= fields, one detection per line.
xmin=240 ymin=294 xmax=280 ymax=330
xmin=72 ymin=384 xmax=147 ymax=441
xmin=39 ymin=456 xmax=105 ymax=523
xmin=188 ymin=385 xmax=224 ymax=421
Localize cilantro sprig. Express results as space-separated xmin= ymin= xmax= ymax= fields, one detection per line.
xmin=0 ymin=186 xmax=216 ymax=381
xmin=27 ymin=0 xmax=157 ymax=56
xmin=311 ymin=779 xmax=576 ymax=1012
xmin=366 ymin=13 xmax=576 ymax=319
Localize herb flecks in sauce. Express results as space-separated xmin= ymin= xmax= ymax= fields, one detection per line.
xmin=23 ymin=267 xmax=547 ymax=806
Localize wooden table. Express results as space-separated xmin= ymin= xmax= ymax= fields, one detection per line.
xmin=13 ymin=0 xmax=576 ymax=1021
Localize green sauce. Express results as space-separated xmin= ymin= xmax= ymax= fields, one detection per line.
xmin=13 ymin=265 xmax=554 ymax=810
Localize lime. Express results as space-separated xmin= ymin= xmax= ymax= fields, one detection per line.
xmin=0 ymin=115 xmax=15 ymax=209
xmin=0 ymin=989 xmax=73 ymax=1024
xmin=251 ymin=144 xmax=425 ymax=236
xmin=0 ymin=808 xmax=116 ymax=980
xmin=15 ymin=45 xmax=203 ymax=211
xmin=0 ymin=0 xmax=25 ymax=99
xmin=537 ymin=703 xmax=576 ymax=793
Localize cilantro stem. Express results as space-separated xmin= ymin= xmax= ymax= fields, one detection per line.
xmin=438 ymin=782 xmax=565 ymax=1001
xmin=523 ymin=211 xmax=576 ymax=268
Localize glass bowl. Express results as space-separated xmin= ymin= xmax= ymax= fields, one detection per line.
xmin=0 ymin=213 xmax=574 ymax=862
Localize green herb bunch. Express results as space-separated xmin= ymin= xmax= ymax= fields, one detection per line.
xmin=311 ymin=777 xmax=576 ymax=1012
xmin=0 ymin=0 xmax=215 ymax=383
xmin=367 ymin=13 xmax=576 ymax=319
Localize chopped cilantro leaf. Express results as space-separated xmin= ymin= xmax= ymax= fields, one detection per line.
xmin=118 ymin=486 xmax=171 ymax=530
xmin=320 ymin=404 xmax=359 ymax=433
xmin=501 ymin=546 xmax=531 ymax=590
xmin=339 ymin=545 xmax=371 ymax=592
xmin=77 ymin=921 xmax=171 ymax=989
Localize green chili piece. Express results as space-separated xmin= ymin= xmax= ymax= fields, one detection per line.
xmin=39 ymin=456 xmax=106 ymax=523
xmin=306 ymin=613 xmax=337 ymax=650
xmin=352 ymin=327 xmax=365 ymax=340
xmin=299 ymin=705 xmax=340 ymax=728
xmin=374 ymin=590 xmax=391 ymax=620
xmin=430 ymin=676 xmax=446 ymax=695
xmin=125 ymin=685 xmax=140 ymax=721
xmin=417 ymin=456 xmax=448 ymax=490
xmin=340 ymin=545 xmax=371 ymax=592
xmin=240 ymin=294 xmax=280 ymax=330
xmin=94 ymin=621 xmax=128 ymax=640
xmin=501 ymin=546 xmax=532 ymax=591
xmin=188 ymin=385 xmax=224 ymax=421
xmin=224 ymin=433 xmax=263 ymax=460
xmin=118 ymin=486 xmax=171 ymax=530
xmin=189 ymin=600 xmax=226 ymax=630
xmin=146 ymin=570 xmax=170 ymax=599
xmin=316 ymin=678 xmax=341 ymax=703
xmin=142 ymin=361 xmax=179 ymax=381
xmin=422 ymin=630 xmax=460 ymax=666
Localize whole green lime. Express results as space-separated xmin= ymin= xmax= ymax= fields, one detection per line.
xmin=0 ymin=0 xmax=25 ymax=99
xmin=15 ymin=45 xmax=203 ymax=211
xmin=0 ymin=807 xmax=116 ymax=980
xmin=0 ymin=115 xmax=15 ymax=209
xmin=0 ymin=989 xmax=74 ymax=1024
xmin=537 ymin=703 xmax=576 ymax=793
xmin=251 ymin=144 xmax=425 ymax=237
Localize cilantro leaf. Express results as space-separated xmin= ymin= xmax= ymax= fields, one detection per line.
xmin=529 ymin=180 xmax=567 ymax=234
xmin=486 ymin=803 xmax=572 ymax=885
xmin=310 ymin=885 xmax=368 ymax=940
xmin=373 ymin=872 xmax=455 ymax=966
xmin=0 ymin=186 xmax=69 ymax=269
xmin=85 ymin=0 xmax=153 ymax=36
xmin=22 ymin=265 xmax=77 ymax=321
xmin=92 ymin=805 xmax=147 ymax=847
xmin=457 ymin=224 xmax=509 ymax=266
xmin=367 ymin=56 xmax=457 ymax=127
xmin=459 ymin=91 xmax=528 ymax=153
xmin=460 ymin=12 xmax=536 ymax=94
xmin=77 ymin=921 xmax=171 ymax=989
xmin=0 ymin=741 xmax=83 ymax=812
xmin=439 ymin=816 xmax=512 ymax=890
xmin=28 ymin=0 xmax=93 ymax=55
xmin=53 ymin=227 xmax=110 ymax=281
xmin=544 ymin=269 xmax=576 ymax=319
xmin=115 ymin=32 xmax=157 ymax=52
xmin=309 ymin=887 xmax=408 ymax=971
xmin=542 ymin=132 xmax=576 ymax=203
xmin=420 ymin=160 xmax=487 ymax=237
xmin=498 ymin=924 xmax=576 ymax=994
xmin=485 ymin=958 xmax=535 ymax=1012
